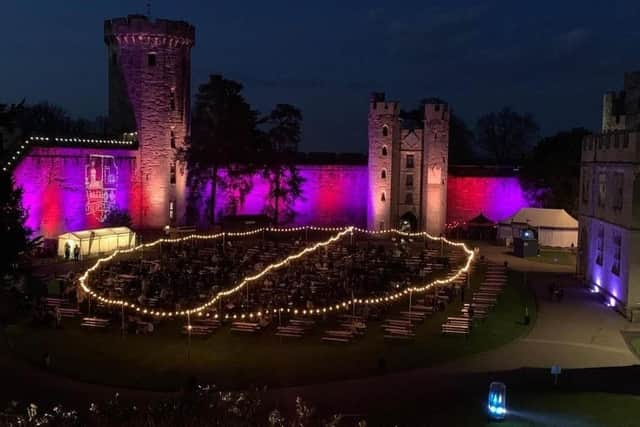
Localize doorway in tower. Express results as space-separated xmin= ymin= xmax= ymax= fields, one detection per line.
xmin=399 ymin=211 xmax=418 ymax=232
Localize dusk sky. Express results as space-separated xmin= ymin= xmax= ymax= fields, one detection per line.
xmin=2 ymin=0 xmax=640 ymax=153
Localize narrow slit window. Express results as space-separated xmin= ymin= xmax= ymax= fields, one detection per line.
xmin=170 ymin=88 xmax=176 ymax=111
xmin=170 ymin=162 xmax=176 ymax=184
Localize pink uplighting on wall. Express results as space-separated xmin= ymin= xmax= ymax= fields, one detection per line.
xmin=447 ymin=176 xmax=534 ymax=223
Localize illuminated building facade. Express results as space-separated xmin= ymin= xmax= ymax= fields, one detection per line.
xmin=579 ymin=71 xmax=640 ymax=319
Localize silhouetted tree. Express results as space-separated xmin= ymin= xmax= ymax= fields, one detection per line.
xmin=520 ymin=128 xmax=590 ymax=216
xmin=475 ymin=107 xmax=539 ymax=165
xmin=186 ymin=75 xmax=261 ymax=224
xmin=260 ymin=104 xmax=305 ymax=225
xmin=0 ymin=173 xmax=31 ymax=281
xmin=400 ymin=97 xmax=477 ymax=164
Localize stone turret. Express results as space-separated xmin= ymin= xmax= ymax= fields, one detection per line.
xmin=423 ymin=103 xmax=449 ymax=236
xmin=368 ymin=92 xmax=400 ymax=230
xmin=105 ymin=15 xmax=195 ymax=228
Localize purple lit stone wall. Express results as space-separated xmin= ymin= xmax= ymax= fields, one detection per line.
xmin=447 ymin=176 xmax=535 ymax=223
xmin=13 ymin=147 xmax=137 ymax=238
xmin=190 ymin=165 xmax=369 ymax=227
xmin=14 ymin=149 xmax=534 ymax=237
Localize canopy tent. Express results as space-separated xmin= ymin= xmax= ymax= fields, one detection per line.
xmin=466 ymin=213 xmax=497 ymax=240
xmin=57 ymin=227 xmax=136 ymax=258
xmin=497 ymin=208 xmax=578 ymax=248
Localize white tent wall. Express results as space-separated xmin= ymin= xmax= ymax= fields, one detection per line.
xmin=57 ymin=227 xmax=136 ymax=258
xmin=537 ymin=228 xmax=578 ymax=248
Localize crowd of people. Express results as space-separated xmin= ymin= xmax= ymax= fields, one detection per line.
xmin=82 ymin=232 xmax=461 ymax=323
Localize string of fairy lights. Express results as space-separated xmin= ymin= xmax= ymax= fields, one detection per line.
xmin=77 ymin=225 xmax=475 ymax=319
xmin=1 ymin=133 xmax=137 ymax=173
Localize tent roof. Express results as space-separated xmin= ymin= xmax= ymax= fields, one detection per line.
xmin=467 ymin=213 xmax=495 ymax=226
xmin=58 ymin=226 xmax=134 ymax=240
xmin=501 ymin=208 xmax=578 ymax=229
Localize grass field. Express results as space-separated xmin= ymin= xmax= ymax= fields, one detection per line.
xmin=4 ymin=266 xmax=536 ymax=391
xmin=526 ymin=250 xmax=576 ymax=266
xmin=370 ymin=391 xmax=640 ymax=426
xmin=630 ymin=336 xmax=640 ymax=357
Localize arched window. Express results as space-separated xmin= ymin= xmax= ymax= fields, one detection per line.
xmin=382 ymin=125 xmax=389 ymax=137
xmin=381 ymin=192 xmax=386 ymax=202
xmin=382 ymin=146 xmax=388 ymax=156
xmin=381 ymin=169 xmax=387 ymax=179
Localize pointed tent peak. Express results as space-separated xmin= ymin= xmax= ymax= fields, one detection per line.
xmin=467 ymin=213 xmax=495 ymax=226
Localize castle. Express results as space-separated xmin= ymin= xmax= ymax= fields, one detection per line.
xmin=3 ymin=15 xmax=532 ymax=239
xmin=367 ymin=93 xmax=449 ymax=234
xmin=579 ymin=71 xmax=640 ymax=319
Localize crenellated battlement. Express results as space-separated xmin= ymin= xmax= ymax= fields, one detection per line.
xmin=105 ymin=15 xmax=195 ymax=47
xmin=424 ymin=103 xmax=450 ymax=121
xmin=369 ymin=92 xmax=399 ymax=114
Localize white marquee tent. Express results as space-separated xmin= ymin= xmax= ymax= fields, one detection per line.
xmin=57 ymin=227 xmax=137 ymax=258
xmin=497 ymin=208 xmax=578 ymax=248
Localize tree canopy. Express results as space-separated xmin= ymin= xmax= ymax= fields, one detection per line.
xmin=260 ymin=104 xmax=305 ymax=225
xmin=400 ymin=98 xmax=477 ymax=164
xmin=186 ymin=75 xmax=262 ymax=224
xmin=475 ymin=107 xmax=539 ymax=165
xmin=519 ymin=128 xmax=590 ymax=216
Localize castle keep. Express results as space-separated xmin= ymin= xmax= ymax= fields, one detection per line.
xmin=105 ymin=15 xmax=195 ymax=228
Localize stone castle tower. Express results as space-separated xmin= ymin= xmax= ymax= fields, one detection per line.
xmin=105 ymin=15 xmax=195 ymax=228
xmin=367 ymin=93 xmax=449 ymax=235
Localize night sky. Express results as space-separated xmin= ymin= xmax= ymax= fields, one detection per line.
xmin=2 ymin=0 xmax=640 ymax=153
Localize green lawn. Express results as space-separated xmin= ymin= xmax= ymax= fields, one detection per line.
xmin=4 ymin=266 xmax=536 ymax=391
xmin=370 ymin=392 xmax=640 ymax=426
xmin=526 ymin=250 xmax=576 ymax=266
xmin=630 ymin=337 xmax=640 ymax=357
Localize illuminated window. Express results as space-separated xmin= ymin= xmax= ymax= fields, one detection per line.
xmin=406 ymin=154 xmax=414 ymax=169
xmin=597 ymin=173 xmax=606 ymax=208
xmin=170 ymin=88 xmax=176 ymax=111
xmin=148 ymin=53 xmax=156 ymax=66
xmin=170 ymin=130 xmax=176 ymax=148
xmin=381 ymin=169 xmax=386 ymax=179
xmin=612 ymin=233 xmax=621 ymax=276
xmin=169 ymin=200 xmax=175 ymax=220
xmin=405 ymin=193 xmax=413 ymax=204
xmin=382 ymin=146 xmax=387 ymax=156
xmin=406 ymin=174 xmax=413 ymax=187
xmin=382 ymin=125 xmax=389 ymax=137
xmin=613 ymin=172 xmax=624 ymax=210
xmin=380 ymin=192 xmax=386 ymax=202
xmin=170 ymin=162 xmax=176 ymax=184
xmin=581 ymin=168 xmax=589 ymax=205
xmin=596 ymin=227 xmax=604 ymax=266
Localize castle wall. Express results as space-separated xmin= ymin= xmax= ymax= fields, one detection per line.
xmin=13 ymin=146 xmax=137 ymax=238
xmin=13 ymin=146 xmax=533 ymax=236
xmin=446 ymin=175 xmax=533 ymax=223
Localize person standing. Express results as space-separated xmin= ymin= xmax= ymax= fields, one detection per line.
xmin=64 ymin=242 xmax=70 ymax=260
xmin=73 ymin=244 xmax=80 ymax=261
